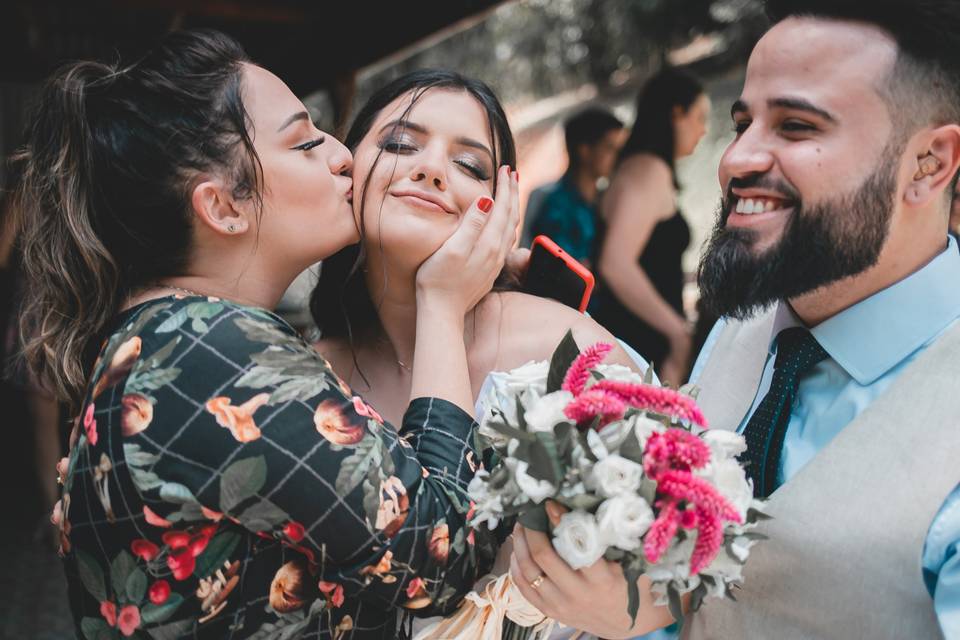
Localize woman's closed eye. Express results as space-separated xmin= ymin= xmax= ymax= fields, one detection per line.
xmin=292 ymin=136 xmax=325 ymax=151
xmin=455 ymin=156 xmax=491 ymax=181
xmin=380 ymin=134 xmax=418 ymax=154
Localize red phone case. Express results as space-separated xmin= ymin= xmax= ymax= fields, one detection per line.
xmin=531 ymin=235 xmax=596 ymax=312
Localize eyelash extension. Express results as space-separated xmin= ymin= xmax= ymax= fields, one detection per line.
xmin=292 ymin=136 xmax=325 ymax=151
xmin=381 ymin=135 xmax=491 ymax=181
xmin=382 ymin=141 xmax=416 ymax=153
xmin=457 ymin=160 xmax=490 ymax=181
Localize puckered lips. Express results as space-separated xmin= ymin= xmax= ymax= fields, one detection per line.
xmin=725 ymin=188 xmax=796 ymax=229
xmin=390 ymin=189 xmax=457 ymax=215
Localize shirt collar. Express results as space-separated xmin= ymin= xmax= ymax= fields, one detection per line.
xmin=770 ymin=236 xmax=960 ymax=385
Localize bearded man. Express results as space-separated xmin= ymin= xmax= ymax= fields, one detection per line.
xmin=508 ymin=2 xmax=960 ymax=639
xmin=686 ymin=1 xmax=960 ymax=637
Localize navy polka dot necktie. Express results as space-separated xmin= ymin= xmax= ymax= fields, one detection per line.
xmin=740 ymin=327 xmax=828 ymax=498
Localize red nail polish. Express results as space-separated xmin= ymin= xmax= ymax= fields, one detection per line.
xmin=478 ymin=197 xmax=493 ymax=213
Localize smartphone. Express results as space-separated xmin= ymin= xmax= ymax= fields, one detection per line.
xmin=521 ymin=235 xmax=595 ymax=313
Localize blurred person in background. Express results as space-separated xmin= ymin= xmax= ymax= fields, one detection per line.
xmin=525 ymin=107 xmax=625 ymax=267
xmin=591 ymin=68 xmax=710 ymax=385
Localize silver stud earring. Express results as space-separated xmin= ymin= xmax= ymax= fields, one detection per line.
xmin=227 ymin=224 xmax=237 ymax=233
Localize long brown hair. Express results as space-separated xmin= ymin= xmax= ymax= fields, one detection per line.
xmin=16 ymin=29 xmax=262 ymax=407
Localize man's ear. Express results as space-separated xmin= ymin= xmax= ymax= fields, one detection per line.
xmin=190 ymin=178 xmax=250 ymax=237
xmin=904 ymin=124 xmax=960 ymax=207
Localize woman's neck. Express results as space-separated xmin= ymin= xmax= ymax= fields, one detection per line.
xmin=126 ymin=256 xmax=293 ymax=312
xmin=363 ymin=253 xmax=421 ymax=372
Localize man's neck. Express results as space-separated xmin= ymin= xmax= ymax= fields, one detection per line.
xmin=789 ymin=233 xmax=946 ymax=327
xmin=569 ymin=169 xmax=598 ymax=204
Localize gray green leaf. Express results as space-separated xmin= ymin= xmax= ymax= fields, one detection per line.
xmin=125 ymin=567 xmax=147 ymax=603
xmin=76 ymin=548 xmax=107 ymax=602
xmin=220 ymin=456 xmax=268 ymax=512
xmin=335 ymin=438 xmax=381 ymax=496
xmin=140 ymin=593 xmax=185 ymax=625
xmin=238 ymin=498 xmax=289 ymax=531
xmin=110 ymin=550 xmax=137 ymax=599
xmin=193 ymin=531 xmax=241 ymax=580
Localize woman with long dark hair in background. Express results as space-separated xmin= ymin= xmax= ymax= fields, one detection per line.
xmin=592 ymin=68 xmax=710 ymax=385
xmin=20 ymin=29 xmax=520 ymax=638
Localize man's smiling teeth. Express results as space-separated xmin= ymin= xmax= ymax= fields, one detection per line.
xmin=734 ymin=198 xmax=785 ymax=214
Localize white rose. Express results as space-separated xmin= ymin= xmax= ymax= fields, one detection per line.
xmin=502 ymin=360 xmax=550 ymax=396
xmin=552 ymin=510 xmax=606 ymax=569
xmin=702 ymin=429 xmax=748 ymax=459
xmin=589 ymin=454 xmax=644 ymax=497
xmin=591 ymin=364 xmax=645 ymax=385
xmin=512 ymin=460 xmax=557 ymax=504
xmin=467 ymin=471 xmax=506 ymax=530
xmin=596 ymin=494 xmax=654 ymax=551
xmin=633 ymin=415 xmax=665 ymax=450
xmin=524 ymin=390 xmax=573 ymax=433
xmin=697 ymin=457 xmax=753 ymax=520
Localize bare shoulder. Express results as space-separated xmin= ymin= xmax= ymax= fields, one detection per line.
xmin=475 ymin=292 xmax=643 ymax=372
xmin=615 ymin=153 xmax=673 ymax=185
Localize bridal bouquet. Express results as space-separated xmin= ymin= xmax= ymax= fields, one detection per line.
xmin=467 ymin=332 xmax=768 ymax=633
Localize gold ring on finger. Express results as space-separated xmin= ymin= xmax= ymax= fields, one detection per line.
xmin=529 ymin=573 xmax=545 ymax=590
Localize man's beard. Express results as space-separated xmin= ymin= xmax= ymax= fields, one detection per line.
xmin=698 ymin=157 xmax=897 ymax=320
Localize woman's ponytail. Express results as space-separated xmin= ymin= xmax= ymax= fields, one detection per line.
xmin=17 ymin=61 xmax=124 ymax=406
xmin=15 ymin=29 xmax=258 ymax=408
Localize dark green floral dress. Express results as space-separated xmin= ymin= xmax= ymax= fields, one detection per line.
xmin=58 ymin=296 xmax=494 ymax=639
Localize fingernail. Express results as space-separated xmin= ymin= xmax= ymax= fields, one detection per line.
xmin=478 ymin=196 xmax=494 ymax=213
xmin=545 ymin=501 xmax=562 ymax=525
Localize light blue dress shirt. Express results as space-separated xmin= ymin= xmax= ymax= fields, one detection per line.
xmin=690 ymin=236 xmax=960 ymax=639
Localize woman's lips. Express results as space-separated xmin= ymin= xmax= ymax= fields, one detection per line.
xmin=391 ymin=192 xmax=455 ymax=214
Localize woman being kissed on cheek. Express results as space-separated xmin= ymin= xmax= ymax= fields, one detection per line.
xmin=311 ymin=70 xmax=658 ymax=639
xmin=312 ymin=70 xmax=648 ymax=432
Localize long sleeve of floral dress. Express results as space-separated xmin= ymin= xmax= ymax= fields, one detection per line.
xmin=59 ymin=296 xmax=495 ymax=640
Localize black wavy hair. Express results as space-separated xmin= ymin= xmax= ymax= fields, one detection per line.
xmin=564 ymin=107 xmax=623 ymax=172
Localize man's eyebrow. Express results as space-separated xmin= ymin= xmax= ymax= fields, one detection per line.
xmin=730 ymin=97 xmax=837 ymax=124
xmin=379 ymin=119 xmax=494 ymax=162
xmin=769 ymin=97 xmax=837 ymax=123
xmin=277 ymin=111 xmax=310 ymax=132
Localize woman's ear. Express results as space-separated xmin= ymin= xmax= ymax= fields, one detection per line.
xmin=904 ymin=124 xmax=960 ymax=207
xmin=190 ymin=178 xmax=251 ymax=236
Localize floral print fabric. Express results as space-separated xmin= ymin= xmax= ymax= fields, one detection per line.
xmin=58 ymin=296 xmax=493 ymax=639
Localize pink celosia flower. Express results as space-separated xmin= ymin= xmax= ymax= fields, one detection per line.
xmin=643 ymin=429 xmax=712 ymax=479
xmin=655 ymin=470 xmax=741 ymax=523
xmin=563 ymin=389 xmax=626 ymax=427
xmin=590 ymin=380 xmax=708 ymax=427
xmin=561 ymin=342 xmax=614 ymax=395
xmin=689 ymin=506 xmax=724 ymax=575
xmin=643 ymin=501 xmax=681 ymax=564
